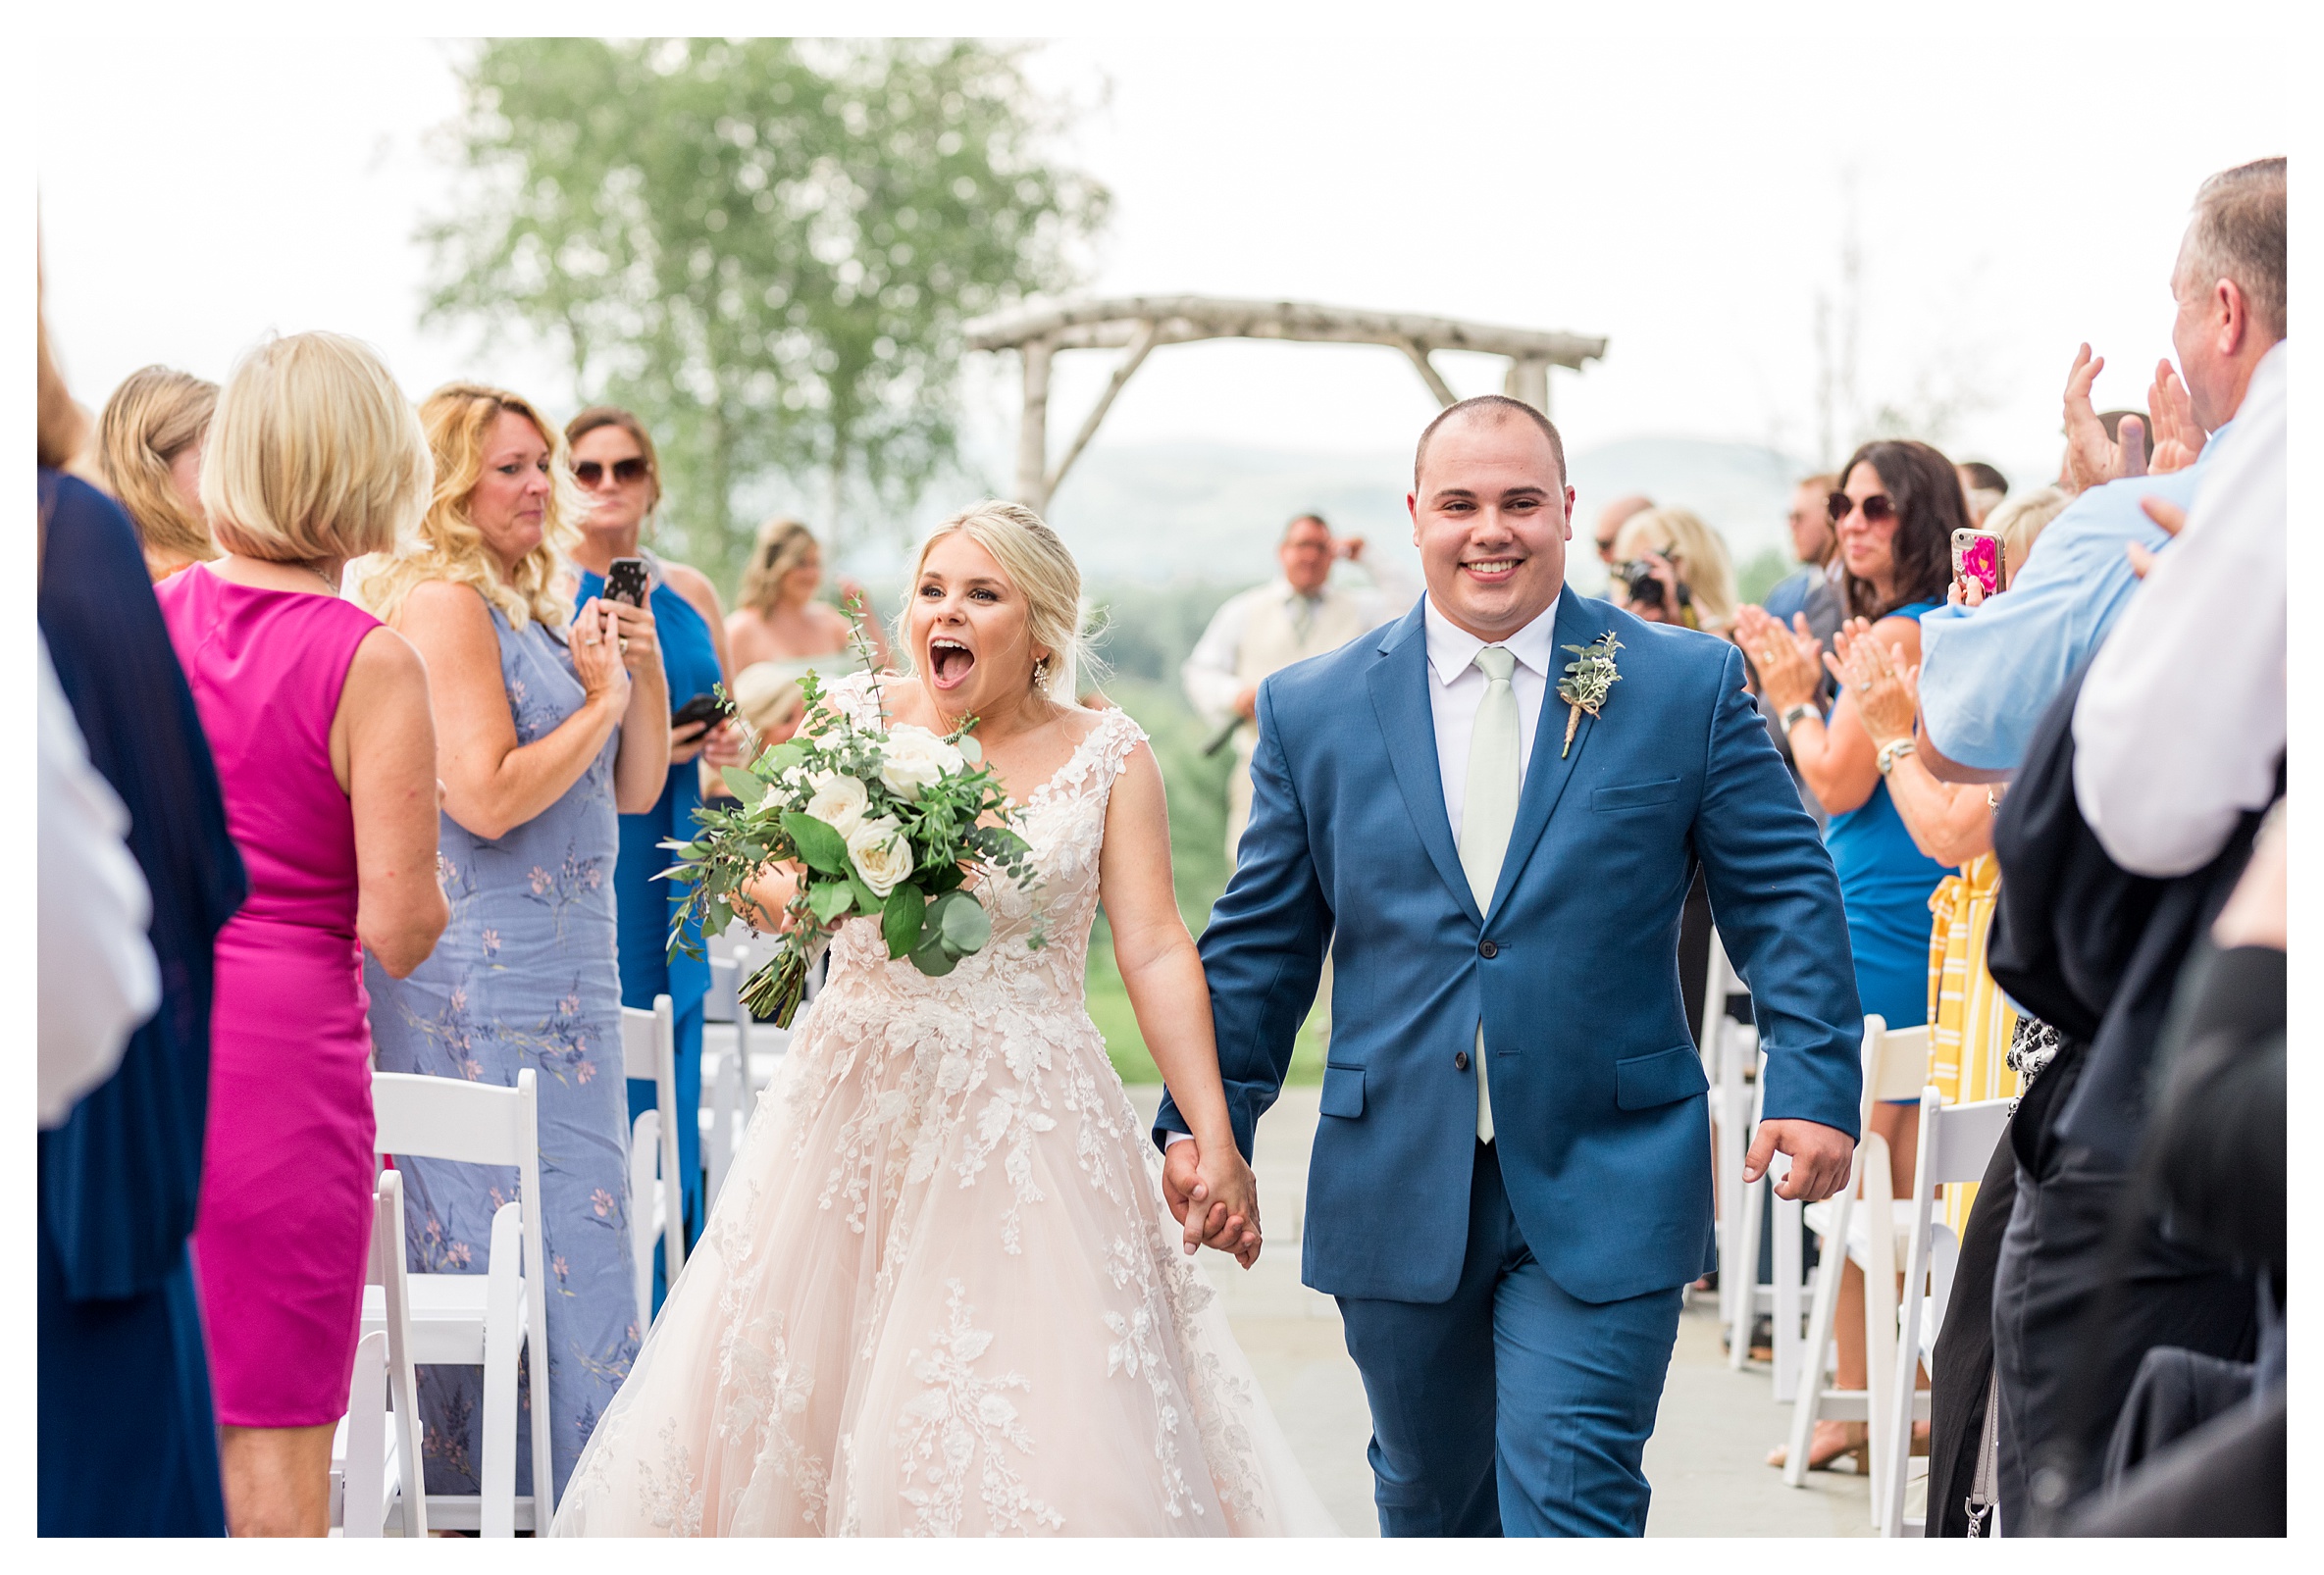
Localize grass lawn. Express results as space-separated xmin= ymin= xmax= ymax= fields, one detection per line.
xmin=1086 ymin=932 xmax=1329 ymax=1090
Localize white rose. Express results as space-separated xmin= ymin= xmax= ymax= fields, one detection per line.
xmin=878 ymin=724 xmax=966 ymax=801
xmin=846 ymin=815 xmax=913 ymax=896
xmin=803 ymin=772 xmax=868 ymax=838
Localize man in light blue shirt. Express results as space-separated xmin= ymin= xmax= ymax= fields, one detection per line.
xmin=1914 ymin=442 xmax=2219 ymax=777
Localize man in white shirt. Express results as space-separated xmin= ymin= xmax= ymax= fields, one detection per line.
xmin=2073 ymin=339 xmax=2286 ymax=877
xmin=1182 ymin=513 xmax=1415 ymax=864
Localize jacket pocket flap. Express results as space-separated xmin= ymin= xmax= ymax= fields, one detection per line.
xmin=1319 ymin=1062 xmax=1365 ymax=1118
xmin=1593 ymin=777 xmax=1682 ymax=812
xmin=1616 ymin=1044 xmax=1710 ymax=1110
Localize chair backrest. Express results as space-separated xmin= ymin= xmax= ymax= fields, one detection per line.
xmin=1855 ymin=1017 xmax=1933 ymax=1120
xmin=373 ymin=1070 xmax=536 ymax=1168
xmin=703 ymin=954 xmax=740 ymax=1026
xmin=621 ymin=1004 xmax=658 ymax=1081
xmin=1921 ymin=1093 xmax=2011 ymax=1189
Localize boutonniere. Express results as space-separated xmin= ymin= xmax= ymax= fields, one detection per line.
xmin=1556 ymin=631 xmax=1623 ymax=758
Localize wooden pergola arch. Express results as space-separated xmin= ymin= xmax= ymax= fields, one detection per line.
xmin=964 ymin=294 xmax=1609 ymax=510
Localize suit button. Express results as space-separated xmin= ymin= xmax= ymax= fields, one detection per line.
xmin=1478 ymin=940 xmax=1498 ymax=958
xmin=1455 ymin=1050 xmax=1472 ymax=1072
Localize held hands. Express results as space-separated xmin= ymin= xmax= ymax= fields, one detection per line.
xmin=1827 ymin=618 xmax=1918 ymax=747
xmin=1732 ymin=604 xmax=1824 ymax=711
xmin=1744 ymin=1118 xmax=1854 ymax=1202
xmin=1161 ymin=1137 xmax=1263 ymax=1268
xmin=570 ymin=598 xmax=633 ymax=711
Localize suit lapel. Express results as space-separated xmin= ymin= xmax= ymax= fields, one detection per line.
xmin=1483 ymin=589 xmax=1610 ymax=927
xmin=1366 ymin=605 xmax=1482 ymax=927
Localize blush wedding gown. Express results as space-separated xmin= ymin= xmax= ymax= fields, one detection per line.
xmin=552 ymin=677 xmax=1335 ymax=1536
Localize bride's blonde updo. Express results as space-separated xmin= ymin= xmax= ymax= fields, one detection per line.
xmin=904 ymin=499 xmax=1095 ymax=703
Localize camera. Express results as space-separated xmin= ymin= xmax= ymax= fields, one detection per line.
xmin=1617 ymin=560 xmax=1691 ymax=613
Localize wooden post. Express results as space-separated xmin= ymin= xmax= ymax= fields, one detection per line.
xmin=1400 ymin=339 xmax=1458 ymax=408
xmin=1045 ymin=319 xmax=1161 ymax=502
xmin=1014 ymin=336 xmax=1054 ymax=508
xmin=1504 ymin=356 xmax=1550 ymax=415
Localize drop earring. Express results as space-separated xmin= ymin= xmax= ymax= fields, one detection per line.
xmin=1032 ymin=654 xmax=1053 ymax=688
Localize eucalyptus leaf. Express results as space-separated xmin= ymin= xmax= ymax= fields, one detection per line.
xmin=910 ymin=928 xmax=959 ymax=977
xmin=721 ymin=766 xmax=769 ymax=806
xmin=807 ymin=883 xmax=854 ymax=923
xmin=882 ymin=882 xmax=926 ymax=960
xmin=935 ymin=890 xmax=992 ymax=954
xmin=763 ymin=741 xmax=805 ymax=774
xmin=955 ymin=732 xmax=982 ymax=763
xmin=783 ymin=811 xmax=851 ymax=877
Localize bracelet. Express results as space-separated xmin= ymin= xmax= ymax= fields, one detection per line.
xmin=1877 ymin=737 xmax=1918 ymax=776
xmin=1780 ymin=703 xmax=1821 ymax=735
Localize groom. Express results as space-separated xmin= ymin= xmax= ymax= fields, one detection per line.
xmin=1159 ymin=395 xmax=1864 ymax=1537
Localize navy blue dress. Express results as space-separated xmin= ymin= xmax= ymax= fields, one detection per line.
xmin=37 ymin=472 xmax=246 ymax=1536
xmin=576 ymin=557 xmax=719 ymax=1311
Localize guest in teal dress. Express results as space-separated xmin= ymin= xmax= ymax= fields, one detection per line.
xmin=353 ymin=383 xmax=671 ymax=1506
xmin=566 ymin=407 xmax=741 ymax=1310
xmin=1734 ymin=436 xmax=1967 ymax=1474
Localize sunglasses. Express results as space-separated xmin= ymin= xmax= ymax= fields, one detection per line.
xmin=575 ymin=456 xmax=650 ymax=487
xmin=1828 ymin=490 xmax=1895 ymax=526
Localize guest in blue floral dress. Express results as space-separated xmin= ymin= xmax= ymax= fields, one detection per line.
xmin=567 ymin=407 xmax=742 ymax=1311
xmin=352 ymin=383 xmax=670 ymax=1505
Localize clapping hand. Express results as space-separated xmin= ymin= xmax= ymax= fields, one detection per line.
xmin=2126 ymin=495 xmax=2188 ymax=580
xmin=1732 ymin=604 xmax=1824 ymax=711
xmin=2062 ymin=343 xmax=2151 ymax=491
xmin=1161 ymin=1136 xmax=1263 ymax=1268
xmin=1827 ymin=618 xmax=1918 ymax=747
xmin=2146 ymin=361 xmax=2205 ymax=474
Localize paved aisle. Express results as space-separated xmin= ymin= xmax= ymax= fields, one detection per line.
xmin=1125 ymin=1085 xmax=1874 ymax=1537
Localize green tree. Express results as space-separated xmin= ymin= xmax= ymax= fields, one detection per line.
xmin=423 ymin=38 xmax=1107 ymax=585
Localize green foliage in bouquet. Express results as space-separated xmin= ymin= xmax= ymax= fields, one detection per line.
xmin=658 ymin=657 xmax=1038 ymax=1027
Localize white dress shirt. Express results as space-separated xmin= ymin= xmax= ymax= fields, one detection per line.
xmin=1182 ymin=564 xmax=1417 ymax=727
xmin=1422 ymin=591 xmax=1562 ymax=844
xmin=2072 ymin=339 xmax=2287 ymax=877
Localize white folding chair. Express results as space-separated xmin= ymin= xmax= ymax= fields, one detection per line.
xmin=623 ymin=993 xmax=687 ymax=1316
xmin=328 ymin=1331 xmax=390 ymax=1537
xmin=369 ymin=1068 xmax=553 ymax=1535
xmin=335 ymin=1169 xmax=425 ymax=1535
xmin=1782 ymin=1015 xmax=1931 ymax=1529
xmin=1881 ymin=1090 xmax=2012 ymax=1537
xmin=1698 ymin=933 xmax=1757 ymax=1337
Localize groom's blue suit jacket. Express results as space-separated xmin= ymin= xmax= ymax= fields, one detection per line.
xmin=1159 ymin=589 xmax=1864 ymax=1305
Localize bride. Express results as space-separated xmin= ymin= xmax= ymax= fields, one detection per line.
xmin=553 ymin=501 xmax=1335 ymax=1536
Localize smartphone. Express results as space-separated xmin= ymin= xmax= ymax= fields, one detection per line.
xmin=603 ymin=556 xmax=650 ymax=608
xmin=671 ymin=690 xmax=734 ymax=733
xmin=1951 ymin=529 xmax=2006 ymax=598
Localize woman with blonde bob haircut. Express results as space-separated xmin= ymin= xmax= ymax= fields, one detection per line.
xmin=96 ymin=366 xmax=220 ymax=581
xmin=357 ymin=381 xmax=668 ymax=1507
xmin=153 ymin=330 xmax=450 ymax=1535
xmin=1612 ymin=504 xmax=1740 ymax=634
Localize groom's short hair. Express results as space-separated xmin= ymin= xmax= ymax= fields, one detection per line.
xmin=1414 ymin=395 xmax=1568 ymax=491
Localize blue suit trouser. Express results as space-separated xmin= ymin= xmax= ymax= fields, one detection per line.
xmin=1335 ymin=1141 xmax=1683 ymax=1537
xmin=626 ymin=994 xmax=705 ymax=1316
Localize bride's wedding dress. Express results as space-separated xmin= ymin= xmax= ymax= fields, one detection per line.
xmin=553 ymin=677 xmax=1334 ymax=1536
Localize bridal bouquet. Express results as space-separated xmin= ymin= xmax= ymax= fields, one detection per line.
xmin=659 ymin=665 xmax=1038 ymax=1027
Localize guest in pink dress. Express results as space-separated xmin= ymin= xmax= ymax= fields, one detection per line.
xmin=156 ymin=331 xmax=447 ymax=1537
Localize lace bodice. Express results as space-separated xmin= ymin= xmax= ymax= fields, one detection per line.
xmin=817 ymin=672 xmax=1145 ymax=1007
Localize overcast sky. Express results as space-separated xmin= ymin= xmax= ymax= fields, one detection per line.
xmin=38 ymin=29 xmax=2287 ymax=506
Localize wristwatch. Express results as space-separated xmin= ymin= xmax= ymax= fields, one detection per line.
xmin=1780 ymin=702 xmax=1821 ymax=735
xmin=1877 ymin=737 xmax=1918 ymax=776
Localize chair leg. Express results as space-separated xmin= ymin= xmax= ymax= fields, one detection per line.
xmin=1772 ymin=1192 xmax=1804 ymax=1399
xmin=1730 ymin=1170 xmax=1767 ymax=1370
xmin=1862 ymin=1157 xmax=1901 ymax=1531
xmin=1784 ymin=1178 xmax=1859 ymax=1489
xmin=340 ymin=1332 xmax=388 ymax=1536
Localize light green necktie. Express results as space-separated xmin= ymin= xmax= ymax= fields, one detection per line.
xmin=1459 ymin=644 xmax=1521 ymax=1144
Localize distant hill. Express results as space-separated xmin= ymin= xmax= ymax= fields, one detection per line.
xmin=1037 ymin=434 xmax=1811 ymax=595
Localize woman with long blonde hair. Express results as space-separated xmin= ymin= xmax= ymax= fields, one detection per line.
xmin=353 ymin=382 xmax=667 ymax=1509
xmin=553 ymin=500 xmax=1333 ymax=1537
xmin=725 ymin=513 xmax=894 ymax=677
xmin=96 ymin=366 xmax=220 ymax=581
